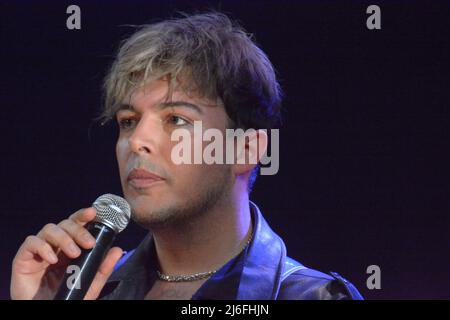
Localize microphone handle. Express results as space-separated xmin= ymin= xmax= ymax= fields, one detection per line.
xmin=54 ymin=222 xmax=116 ymax=300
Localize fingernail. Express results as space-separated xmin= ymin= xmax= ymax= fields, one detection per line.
xmin=83 ymin=233 xmax=95 ymax=244
xmin=49 ymin=252 xmax=58 ymax=263
xmin=69 ymin=243 xmax=80 ymax=254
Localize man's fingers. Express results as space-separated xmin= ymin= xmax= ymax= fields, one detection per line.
xmin=37 ymin=223 xmax=81 ymax=259
xmin=84 ymin=247 xmax=123 ymax=300
xmin=58 ymin=219 xmax=96 ymax=250
xmin=69 ymin=207 xmax=97 ymax=226
xmin=16 ymin=236 xmax=59 ymax=266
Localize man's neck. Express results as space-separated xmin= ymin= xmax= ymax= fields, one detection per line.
xmin=151 ymin=191 xmax=253 ymax=277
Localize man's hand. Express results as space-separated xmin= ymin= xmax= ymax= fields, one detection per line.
xmin=10 ymin=207 xmax=123 ymax=300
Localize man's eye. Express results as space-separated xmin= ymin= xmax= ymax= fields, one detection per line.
xmin=118 ymin=118 xmax=136 ymax=129
xmin=168 ymin=115 xmax=189 ymax=126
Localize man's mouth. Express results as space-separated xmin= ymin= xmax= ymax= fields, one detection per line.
xmin=127 ymin=168 xmax=165 ymax=189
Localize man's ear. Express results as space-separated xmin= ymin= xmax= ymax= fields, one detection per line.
xmin=233 ymin=129 xmax=268 ymax=176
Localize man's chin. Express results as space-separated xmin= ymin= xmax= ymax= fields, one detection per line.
xmin=125 ymin=182 xmax=166 ymax=198
xmin=125 ymin=191 xmax=169 ymax=211
xmin=130 ymin=207 xmax=185 ymax=230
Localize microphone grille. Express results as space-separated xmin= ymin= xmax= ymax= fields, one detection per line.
xmin=92 ymin=194 xmax=131 ymax=233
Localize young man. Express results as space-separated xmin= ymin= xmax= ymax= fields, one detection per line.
xmin=11 ymin=12 xmax=362 ymax=300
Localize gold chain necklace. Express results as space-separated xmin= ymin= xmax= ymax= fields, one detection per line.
xmin=156 ymin=233 xmax=253 ymax=282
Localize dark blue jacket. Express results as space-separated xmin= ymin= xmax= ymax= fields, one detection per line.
xmin=100 ymin=202 xmax=363 ymax=300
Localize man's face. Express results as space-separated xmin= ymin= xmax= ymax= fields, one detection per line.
xmin=116 ymin=78 xmax=233 ymax=229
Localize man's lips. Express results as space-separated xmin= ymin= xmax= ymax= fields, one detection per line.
xmin=127 ymin=168 xmax=165 ymax=189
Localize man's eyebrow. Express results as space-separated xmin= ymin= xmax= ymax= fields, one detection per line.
xmin=116 ymin=101 xmax=204 ymax=114
xmin=160 ymin=101 xmax=203 ymax=114
xmin=116 ymin=103 xmax=135 ymax=113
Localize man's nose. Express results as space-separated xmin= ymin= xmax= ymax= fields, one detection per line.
xmin=128 ymin=116 xmax=162 ymax=154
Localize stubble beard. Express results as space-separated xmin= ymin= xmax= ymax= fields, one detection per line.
xmin=131 ymin=168 xmax=232 ymax=231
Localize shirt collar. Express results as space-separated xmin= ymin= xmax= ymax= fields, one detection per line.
xmin=103 ymin=201 xmax=287 ymax=300
xmin=192 ymin=201 xmax=287 ymax=300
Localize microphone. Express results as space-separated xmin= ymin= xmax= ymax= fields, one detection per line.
xmin=54 ymin=194 xmax=131 ymax=300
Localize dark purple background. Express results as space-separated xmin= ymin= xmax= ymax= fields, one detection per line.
xmin=0 ymin=0 xmax=448 ymax=300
